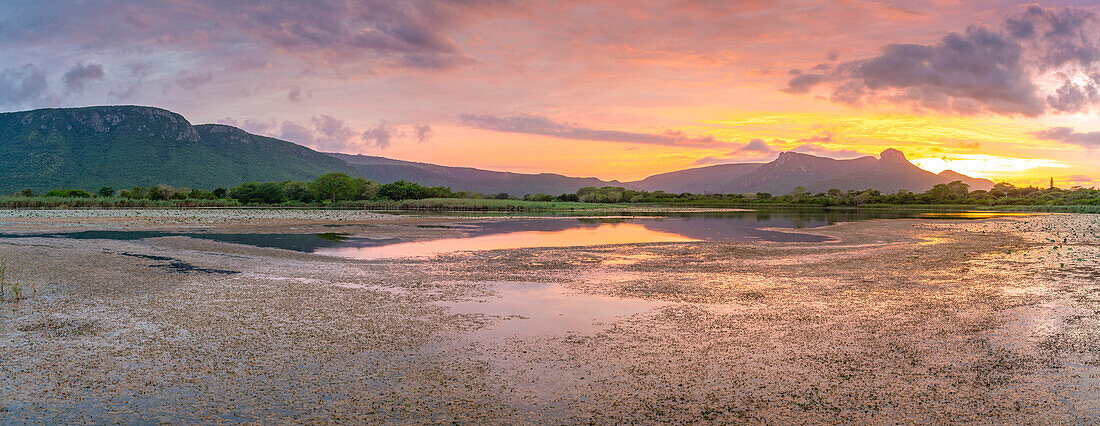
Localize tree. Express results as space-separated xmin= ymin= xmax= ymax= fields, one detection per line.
xmin=212 ymin=188 xmax=228 ymax=199
xmin=147 ymin=185 xmax=167 ymax=200
xmin=230 ymin=182 xmax=285 ymax=204
xmin=927 ymin=180 xmax=970 ymax=203
xmin=281 ymin=181 xmax=313 ymax=202
xmin=309 ymin=173 xmax=353 ymax=202
xmin=98 ymin=186 xmax=115 ymax=197
xmin=187 ymin=188 xmax=215 ymax=199
xmin=120 ymin=186 xmax=148 ymax=199
xmin=788 ymin=186 xmax=809 ymax=203
xmin=348 ymin=178 xmax=379 ymax=200
xmin=46 ymin=189 xmax=91 ymax=198
xmin=19 ymin=189 xmax=33 ymax=197
xmin=377 ymin=180 xmax=446 ymax=200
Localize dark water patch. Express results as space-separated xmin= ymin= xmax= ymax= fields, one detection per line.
xmin=118 ymin=252 xmax=174 ymax=261
xmin=0 ymin=231 xmax=394 ymax=252
xmin=118 ymin=252 xmax=238 ymax=274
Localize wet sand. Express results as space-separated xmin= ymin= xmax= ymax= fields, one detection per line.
xmin=1 ymin=210 xmax=1098 ymax=423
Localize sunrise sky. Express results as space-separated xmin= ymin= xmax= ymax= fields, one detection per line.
xmin=1 ymin=1 xmax=1098 ymax=186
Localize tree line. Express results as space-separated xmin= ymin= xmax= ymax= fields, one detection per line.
xmin=530 ymin=181 xmax=1100 ymax=206
xmin=13 ymin=173 xmax=1100 ymax=207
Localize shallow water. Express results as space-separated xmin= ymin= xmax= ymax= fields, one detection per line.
xmin=0 ymin=210 xmax=1029 ymax=259
xmin=317 ymin=222 xmax=701 ymax=259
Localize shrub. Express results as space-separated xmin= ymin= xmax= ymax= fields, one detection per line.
xmin=45 ymin=189 xmax=92 ymax=198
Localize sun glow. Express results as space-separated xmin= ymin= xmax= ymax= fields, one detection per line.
xmin=910 ymin=155 xmax=1068 ymax=179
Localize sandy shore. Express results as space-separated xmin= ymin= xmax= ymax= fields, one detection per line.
xmin=1 ymin=210 xmax=1098 ymax=423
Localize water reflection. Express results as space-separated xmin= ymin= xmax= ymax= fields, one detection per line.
xmin=0 ymin=210 xmax=1030 ymax=259
xmin=316 ymin=222 xmax=700 ymax=260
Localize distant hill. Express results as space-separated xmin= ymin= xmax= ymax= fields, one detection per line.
xmin=329 ymin=153 xmax=628 ymax=195
xmin=0 ymin=105 xmax=995 ymax=196
xmin=629 ymin=163 xmax=763 ymax=193
xmin=714 ymin=149 xmax=994 ymax=194
xmin=0 ymin=106 xmax=357 ymax=192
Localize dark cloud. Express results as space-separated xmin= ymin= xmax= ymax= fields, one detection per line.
xmin=413 ymin=124 xmax=432 ymax=143
xmin=1006 ymin=5 xmax=1099 ymax=70
xmin=0 ymin=0 xmax=515 ymax=71
xmin=729 ymin=138 xmax=778 ymax=155
xmin=62 ymin=63 xmax=104 ymax=93
xmin=287 ymin=86 xmax=302 ymax=103
xmin=782 ymin=73 xmax=829 ymax=93
xmin=1031 ymin=127 xmax=1100 ymax=148
xmin=278 ymin=121 xmax=316 ymax=147
xmin=361 ymin=121 xmax=397 ymax=149
xmin=226 ymin=115 xmax=357 ymax=151
xmin=272 ymin=117 xmax=353 ymax=150
xmin=847 ymin=25 xmax=1043 ymax=115
xmin=306 ymin=115 xmax=359 ymax=150
xmin=0 ymin=64 xmax=50 ymax=107
xmin=786 ymin=6 xmax=1100 ymax=116
xmin=1046 ymin=79 xmax=1099 ymax=113
xmin=458 ymin=114 xmax=723 ymax=147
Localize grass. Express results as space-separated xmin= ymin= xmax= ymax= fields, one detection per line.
xmin=0 ymin=256 xmax=31 ymax=302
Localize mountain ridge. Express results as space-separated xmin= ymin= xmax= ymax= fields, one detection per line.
xmin=0 ymin=105 xmax=358 ymax=192
xmin=329 ymin=153 xmax=629 ymax=195
xmin=0 ymin=105 xmax=996 ymax=195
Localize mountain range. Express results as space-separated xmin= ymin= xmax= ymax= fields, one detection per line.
xmin=0 ymin=106 xmax=994 ymax=195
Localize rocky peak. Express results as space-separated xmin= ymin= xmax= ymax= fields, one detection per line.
xmin=13 ymin=106 xmax=201 ymax=143
xmin=879 ymin=148 xmax=907 ymax=163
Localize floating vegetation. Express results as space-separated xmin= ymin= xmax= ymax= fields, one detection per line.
xmin=315 ymin=232 xmax=351 ymax=241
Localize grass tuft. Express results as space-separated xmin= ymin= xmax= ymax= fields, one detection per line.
xmin=0 ymin=256 xmax=33 ymax=302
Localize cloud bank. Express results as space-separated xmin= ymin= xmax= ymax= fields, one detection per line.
xmin=784 ymin=5 xmax=1100 ymax=116
xmin=1032 ymin=127 xmax=1100 ymax=148
xmin=459 ymin=114 xmax=723 ymax=147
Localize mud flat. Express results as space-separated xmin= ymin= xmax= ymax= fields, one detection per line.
xmin=1 ymin=209 xmax=1099 ymax=423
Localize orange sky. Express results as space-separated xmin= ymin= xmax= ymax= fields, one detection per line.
xmin=1 ymin=1 xmax=1098 ymax=187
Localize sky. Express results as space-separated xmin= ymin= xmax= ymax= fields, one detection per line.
xmin=1 ymin=0 xmax=1099 ymax=187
